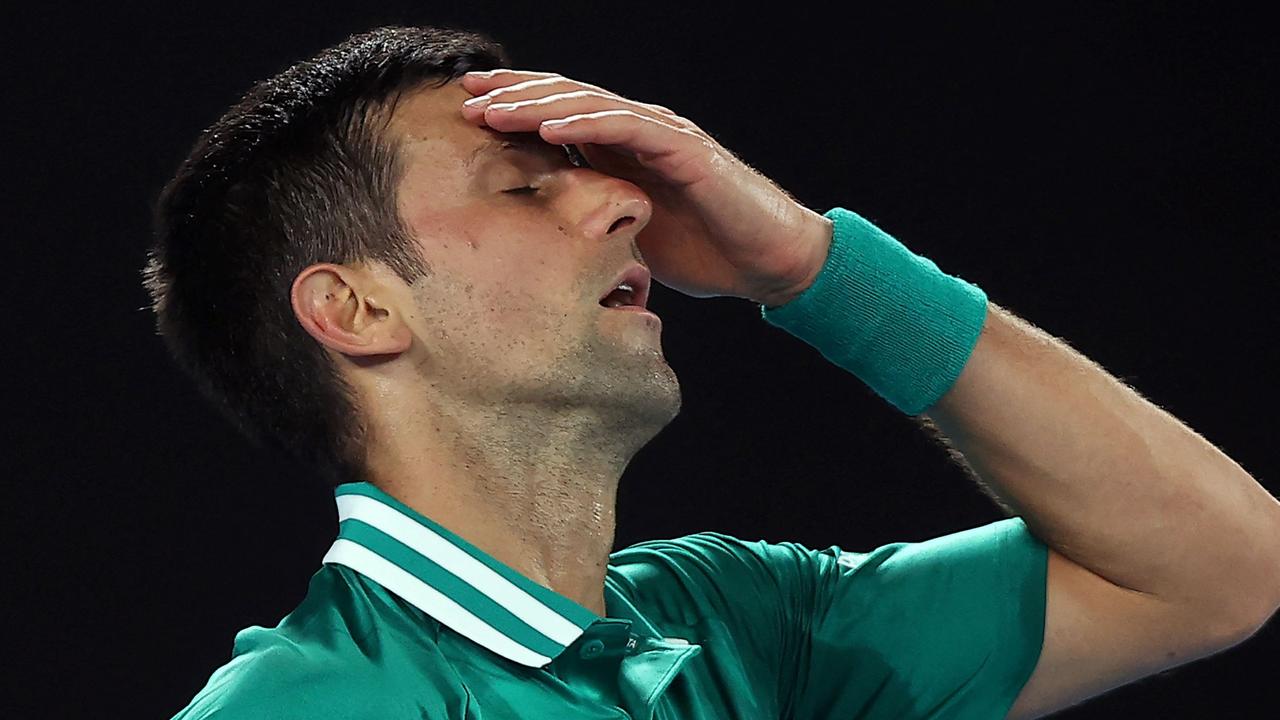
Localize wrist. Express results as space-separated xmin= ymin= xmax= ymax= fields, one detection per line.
xmin=758 ymin=207 xmax=989 ymax=416
xmin=756 ymin=211 xmax=834 ymax=309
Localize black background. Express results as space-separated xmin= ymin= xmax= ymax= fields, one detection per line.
xmin=9 ymin=3 xmax=1278 ymax=718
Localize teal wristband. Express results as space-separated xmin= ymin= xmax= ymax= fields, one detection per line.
xmin=760 ymin=207 xmax=988 ymax=416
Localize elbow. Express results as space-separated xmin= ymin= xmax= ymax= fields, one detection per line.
xmin=1223 ymin=597 xmax=1277 ymax=648
xmin=1242 ymin=508 xmax=1280 ymax=641
xmin=1257 ymin=555 xmax=1280 ymax=641
xmin=1220 ymin=548 xmax=1280 ymax=647
xmin=1168 ymin=490 xmax=1280 ymax=649
xmin=1225 ymin=498 xmax=1280 ymax=645
xmin=1172 ymin=583 xmax=1276 ymax=654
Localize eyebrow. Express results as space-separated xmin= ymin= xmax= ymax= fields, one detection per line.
xmin=464 ymin=134 xmax=550 ymax=170
xmin=465 ymin=133 xmax=581 ymax=171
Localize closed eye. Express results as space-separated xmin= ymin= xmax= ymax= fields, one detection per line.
xmin=564 ymin=144 xmax=591 ymax=169
xmin=502 ymin=186 xmax=539 ymax=195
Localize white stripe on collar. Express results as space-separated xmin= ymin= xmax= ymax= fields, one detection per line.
xmin=321 ymin=482 xmax=599 ymax=667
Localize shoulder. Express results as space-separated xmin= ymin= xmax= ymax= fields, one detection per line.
xmin=171 ymin=623 xmax=372 ymax=719
xmin=609 ymin=531 xmax=842 ymax=584
xmin=170 ymin=566 xmax=453 ymax=720
xmin=609 ymin=532 xmax=760 ymax=585
xmin=605 ymin=518 xmax=1043 ymax=603
xmin=606 ymin=531 xmax=847 ymax=615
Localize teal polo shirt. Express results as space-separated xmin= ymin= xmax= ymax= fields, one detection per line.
xmin=170 ymin=208 xmax=1049 ymax=719
xmin=171 ymin=479 xmax=1046 ymax=719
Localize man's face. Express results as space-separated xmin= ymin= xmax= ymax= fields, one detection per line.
xmin=381 ymin=80 xmax=681 ymax=428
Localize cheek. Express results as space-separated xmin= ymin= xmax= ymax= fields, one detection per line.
xmin=437 ymin=269 xmax=574 ymax=342
xmin=407 ymin=214 xmax=590 ymax=337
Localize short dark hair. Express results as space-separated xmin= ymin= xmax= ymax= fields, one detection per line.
xmin=142 ymin=26 xmax=509 ymax=488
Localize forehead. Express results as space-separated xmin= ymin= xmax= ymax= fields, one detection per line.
xmin=386 ymin=81 xmax=490 ymax=176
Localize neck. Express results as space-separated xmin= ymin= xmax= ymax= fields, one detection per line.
xmin=365 ymin=397 xmax=648 ymax=616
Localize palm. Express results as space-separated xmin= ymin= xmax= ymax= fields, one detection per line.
xmin=578 ymin=143 xmax=754 ymax=300
xmin=459 ymin=69 xmax=825 ymax=306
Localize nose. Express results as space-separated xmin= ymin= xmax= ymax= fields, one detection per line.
xmin=564 ymin=170 xmax=653 ymax=243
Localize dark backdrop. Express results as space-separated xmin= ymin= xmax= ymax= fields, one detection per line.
xmin=9 ymin=3 xmax=1278 ymax=718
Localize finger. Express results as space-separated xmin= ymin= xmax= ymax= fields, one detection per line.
xmin=461 ymin=69 xmax=564 ymax=94
xmin=478 ymin=76 xmax=611 ymax=103
xmin=468 ymin=90 xmax=685 ymax=134
xmin=537 ymin=110 xmax=705 ymax=167
xmin=461 ymin=72 xmax=708 ymax=138
xmin=466 ymin=85 xmax=701 ymax=135
xmin=462 ymin=83 xmax=614 ymax=121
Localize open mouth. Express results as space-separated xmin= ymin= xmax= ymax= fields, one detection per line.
xmin=598 ymin=264 xmax=652 ymax=310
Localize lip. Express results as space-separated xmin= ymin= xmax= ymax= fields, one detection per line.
xmin=601 ymin=303 xmax=663 ymax=329
xmin=606 ymin=304 xmax=660 ymax=318
xmin=598 ymin=263 xmax=652 ymax=310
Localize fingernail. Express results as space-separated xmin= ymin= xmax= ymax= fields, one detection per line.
xmin=488 ymin=102 xmax=517 ymax=112
xmin=465 ymin=70 xmax=494 ymax=78
xmin=463 ymin=95 xmax=491 ymax=107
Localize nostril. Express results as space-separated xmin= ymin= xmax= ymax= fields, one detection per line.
xmin=607 ymin=216 xmax=636 ymax=234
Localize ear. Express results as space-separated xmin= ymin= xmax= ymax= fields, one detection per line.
xmin=290 ymin=263 xmax=413 ymax=358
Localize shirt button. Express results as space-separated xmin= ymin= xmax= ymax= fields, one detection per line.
xmin=579 ymin=638 xmax=606 ymax=659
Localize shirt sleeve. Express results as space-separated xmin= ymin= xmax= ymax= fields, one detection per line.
xmin=612 ymin=518 xmax=1048 ymax=720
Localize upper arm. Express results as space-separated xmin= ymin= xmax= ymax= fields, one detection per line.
xmin=1005 ymin=548 xmax=1249 ymax=720
xmin=612 ymin=521 xmax=1256 ymax=720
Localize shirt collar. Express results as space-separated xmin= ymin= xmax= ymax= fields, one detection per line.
xmin=321 ymin=481 xmax=601 ymax=667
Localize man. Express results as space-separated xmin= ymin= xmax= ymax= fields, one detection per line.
xmin=146 ymin=25 xmax=1279 ymax=720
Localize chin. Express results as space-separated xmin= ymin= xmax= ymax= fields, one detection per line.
xmin=630 ymin=362 xmax=683 ymax=428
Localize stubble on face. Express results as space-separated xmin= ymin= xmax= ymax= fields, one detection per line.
xmin=405 ymin=270 xmax=682 ymax=446
xmin=343 ymin=84 xmax=688 ymax=612
xmin=383 ymin=82 xmax=682 ymax=452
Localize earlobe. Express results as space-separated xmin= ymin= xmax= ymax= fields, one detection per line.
xmin=290 ymin=264 xmax=412 ymax=358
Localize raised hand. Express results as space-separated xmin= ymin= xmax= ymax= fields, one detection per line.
xmin=460 ymin=69 xmax=832 ymax=308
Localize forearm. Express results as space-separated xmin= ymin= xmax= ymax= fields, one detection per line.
xmin=920 ymin=300 xmax=1280 ymax=621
